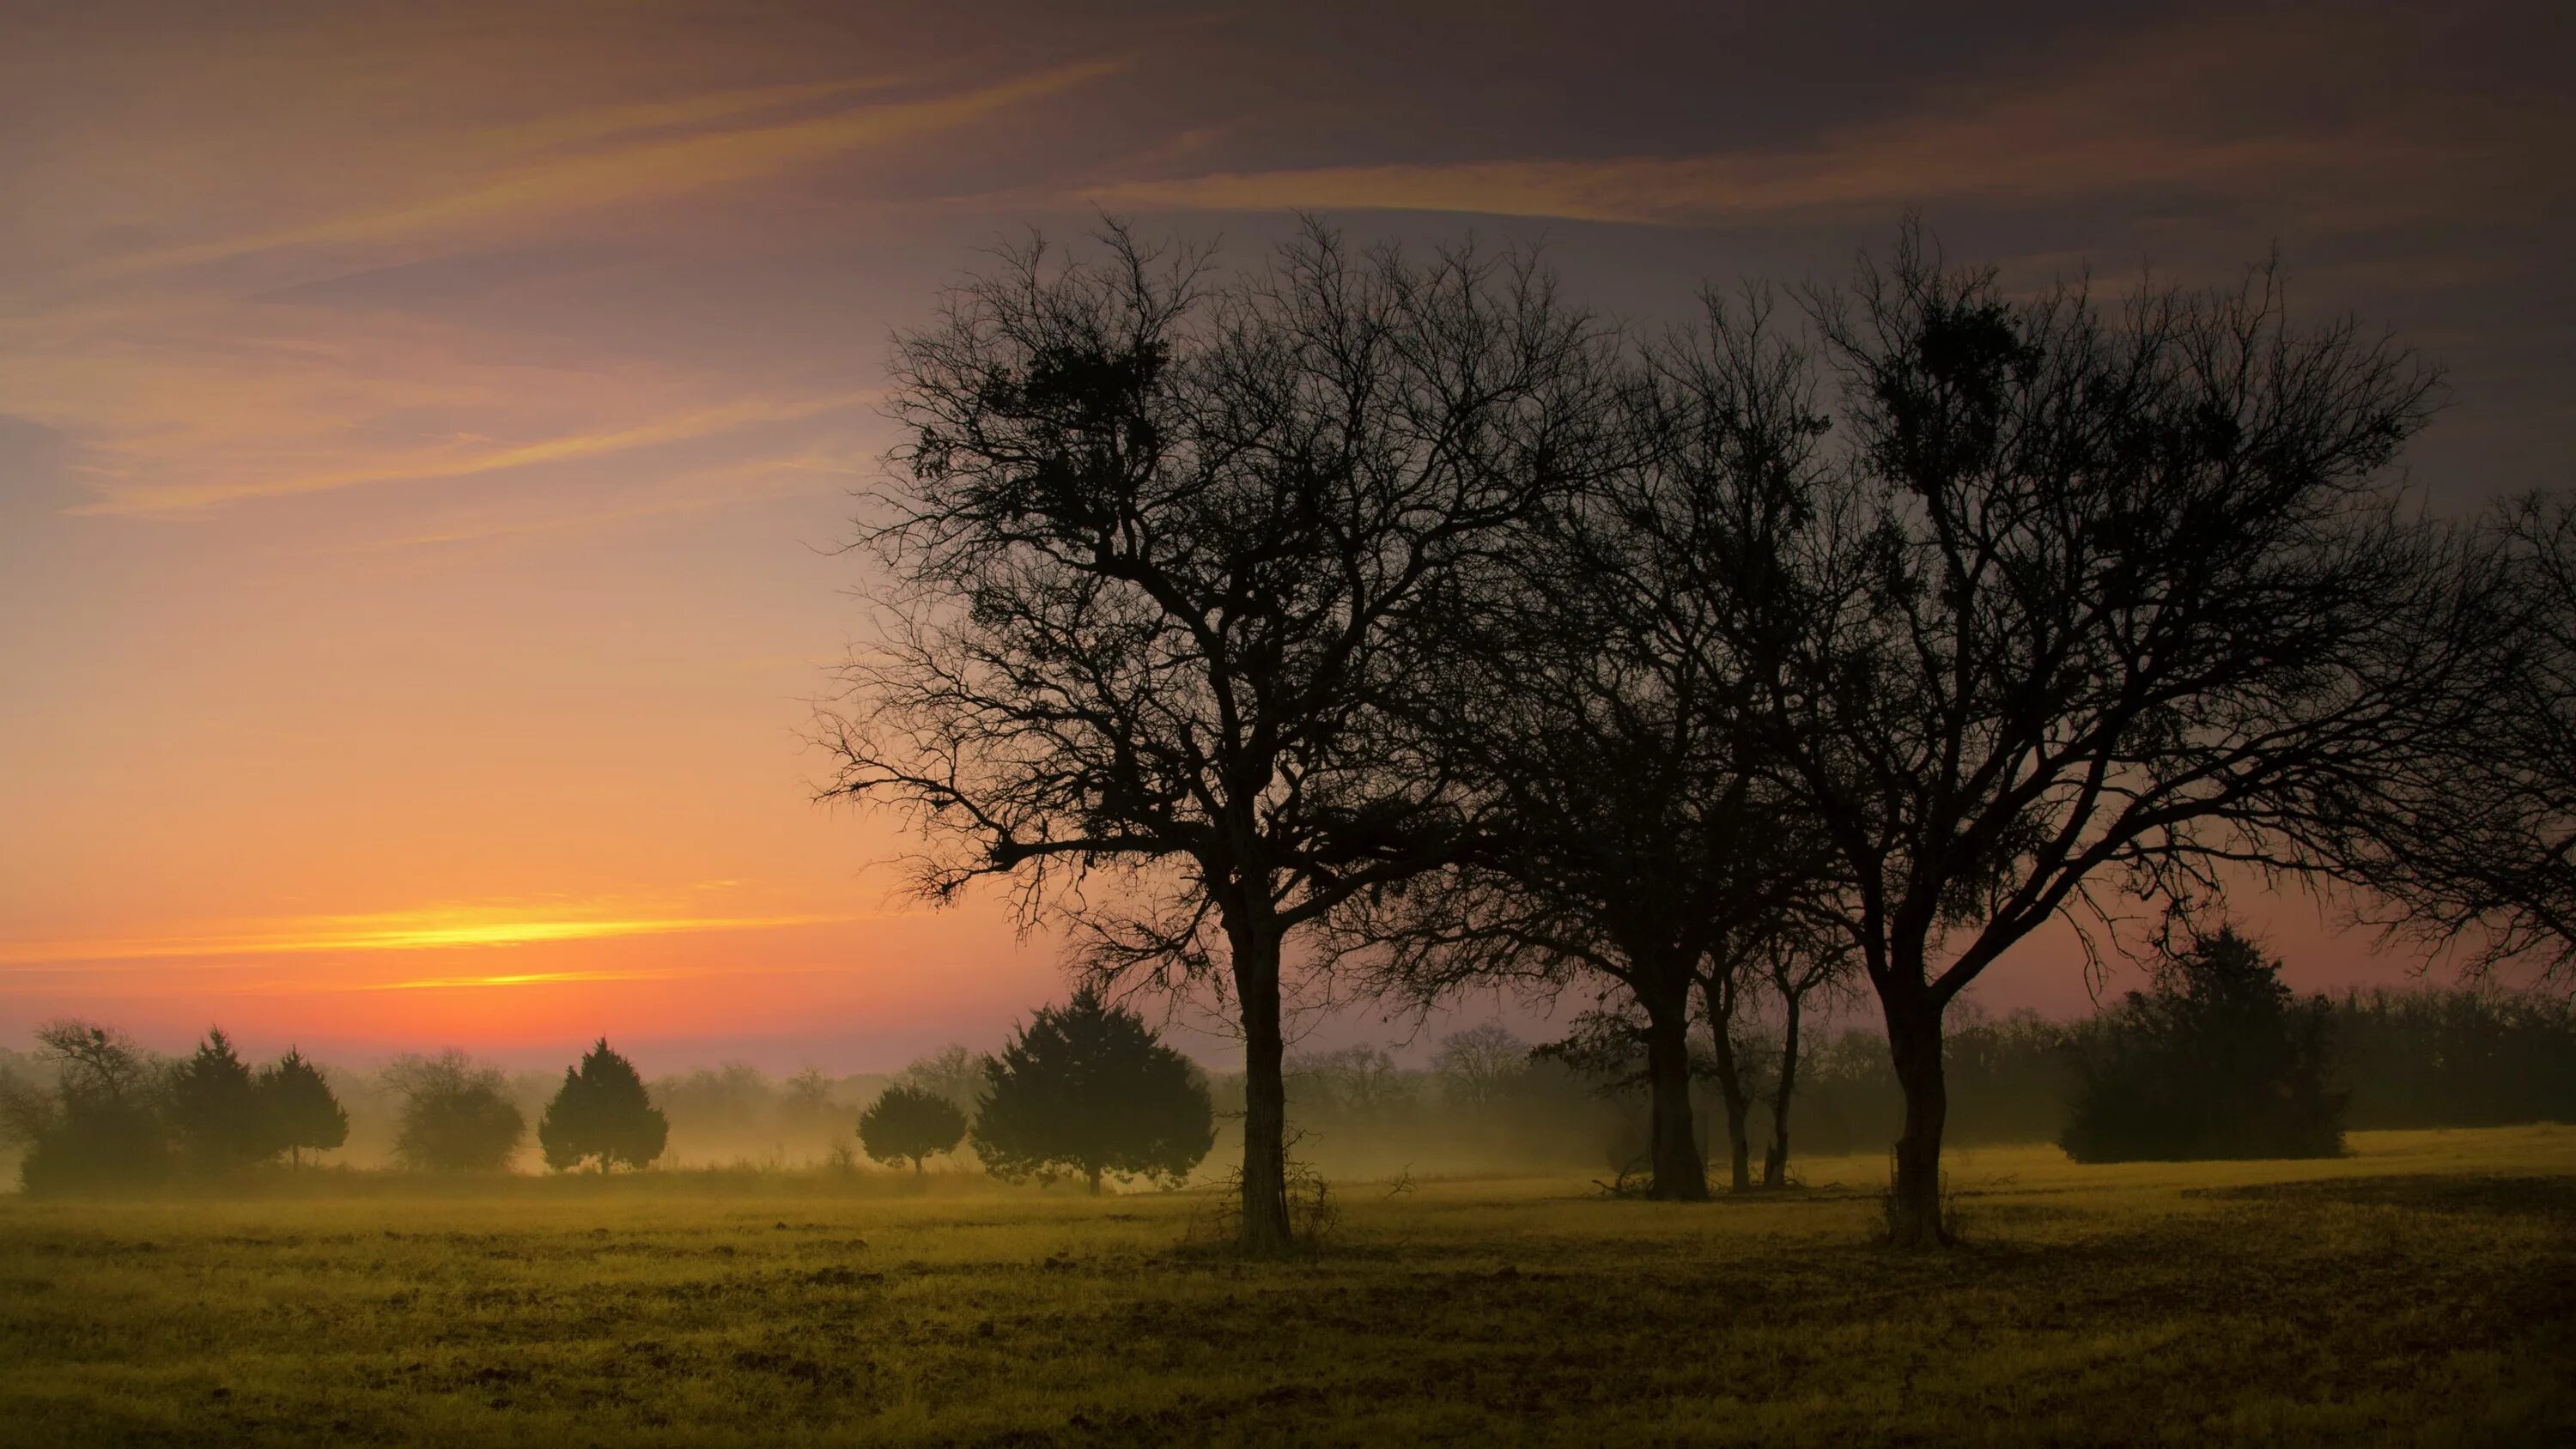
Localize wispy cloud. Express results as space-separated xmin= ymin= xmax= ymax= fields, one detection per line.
xmin=469 ymin=77 xmax=907 ymax=156
xmin=94 ymin=60 xmax=1127 ymax=276
xmin=327 ymin=452 xmax=861 ymax=553
xmin=71 ymin=391 xmax=873 ymax=517
xmin=1062 ymin=13 xmax=2494 ymax=231
xmin=1069 ymin=136 xmax=2394 ymax=228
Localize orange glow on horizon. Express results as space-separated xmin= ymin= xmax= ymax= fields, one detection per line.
xmin=0 ymin=901 xmax=861 ymax=967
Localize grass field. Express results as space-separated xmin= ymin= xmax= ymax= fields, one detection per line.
xmin=3 ymin=1126 xmax=2571 ymax=1446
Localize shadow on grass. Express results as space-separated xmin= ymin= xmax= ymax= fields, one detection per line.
xmin=2181 ymin=1173 xmax=2576 ymax=1218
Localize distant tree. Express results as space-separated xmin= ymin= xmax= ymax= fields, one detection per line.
xmin=1285 ymin=1045 xmax=1411 ymax=1122
xmin=2332 ymin=987 xmax=2576 ymax=1128
xmin=2061 ymin=926 xmax=2347 ymax=1162
xmin=386 ymin=1051 xmax=526 ymax=1173
xmin=823 ymin=222 xmax=1617 ymax=1250
xmin=892 ymin=1045 xmax=982 ymax=1116
xmin=783 ymin=1066 xmax=833 ymax=1110
xmin=857 ymin=1083 xmax=968 ymax=1173
xmin=15 ymin=1020 xmax=169 ymax=1194
xmin=166 ymin=1028 xmax=272 ymax=1173
xmin=1431 ymin=1024 xmax=1532 ymax=1111
xmin=257 ymin=1048 xmax=347 ymax=1168
xmin=973 ymin=989 xmax=1215 ymax=1193
xmin=537 ymin=1039 xmax=669 ymax=1173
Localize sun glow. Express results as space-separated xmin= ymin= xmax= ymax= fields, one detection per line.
xmin=0 ymin=902 xmax=853 ymax=967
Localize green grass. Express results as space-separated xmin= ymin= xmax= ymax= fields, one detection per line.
xmin=3 ymin=1127 xmax=2572 ymax=1446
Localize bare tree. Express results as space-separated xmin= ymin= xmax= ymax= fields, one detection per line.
xmin=1429 ymin=1022 xmax=1530 ymax=1110
xmin=1747 ymin=230 xmax=2506 ymax=1244
xmin=821 ymin=221 xmax=1617 ymax=1251
xmin=2330 ymin=492 xmax=2576 ymax=987
xmin=33 ymin=1021 xmax=155 ymax=1103
xmin=1285 ymin=1044 xmax=1410 ymax=1119
xmin=1352 ymin=292 xmax=1837 ymax=1198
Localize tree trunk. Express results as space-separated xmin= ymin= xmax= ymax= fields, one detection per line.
xmin=1705 ymin=1025 xmax=1753 ymax=1193
xmin=1763 ymin=990 xmax=1804 ymax=1189
xmin=1883 ymin=991 xmax=1950 ymax=1246
xmin=1231 ymin=919 xmax=1295 ymax=1252
xmin=1086 ymin=1165 xmax=1103 ymax=1196
xmin=1641 ymin=1006 xmax=1708 ymax=1201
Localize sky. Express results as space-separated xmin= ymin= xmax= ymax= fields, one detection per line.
xmin=2 ymin=1 xmax=2570 ymax=1073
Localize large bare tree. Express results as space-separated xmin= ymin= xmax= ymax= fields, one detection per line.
xmin=821 ymin=221 xmax=1618 ymax=1251
xmin=1747 ymin=233 xmax=2510 ymax=1245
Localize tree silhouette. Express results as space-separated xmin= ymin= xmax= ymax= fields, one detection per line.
xmin=1346 ymin=292 xmax=1844 ymax=1197
xmin=1759 ymin=931 xmax=1856 ymax=1188
xmin=823 ymin=221 xmax=1615 ymax=1250
xmin=257 ymin=1048 xmax=346 ymax=1169
xmin=891 ymin=1045 xmax=982 ymax=1115
xmin=2062 ymin=925 xmax=2346 ymax=1161
xmin=386 ymin=1051 xmax=526 ymax=1173
xmin=1430 ymin=1024 xmax=1530 ymax=1111
xmin=972 ymin=988 xmax=1214 ymax=1194
xmin=537 ymin=1039 xmax=668 ymax=1173
xmin=2333 ymin=492 xmax=2576 ymax=986
xmin=166 ymin=1028 xmax=270 ymax=1173
xmin=13 ymin=1020 xmax=167 ymax=1194
xmin=1743 ymin=229 xmax=2506 ymax=1243
xmin=857 ymin=1083 xmax=968 ymax=1174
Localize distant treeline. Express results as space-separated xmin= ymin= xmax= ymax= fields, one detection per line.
xmin=1261 ymin=984 xmax=2576 ymax=1178
xmin=0 ymin=991 xmax=1218 ymax=1194
xmin=5 ymin=984 xmax=2569 ymax=1191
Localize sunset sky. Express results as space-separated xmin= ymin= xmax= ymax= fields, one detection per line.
xmin=3 ymin=1 xmax=2570 ymax=1072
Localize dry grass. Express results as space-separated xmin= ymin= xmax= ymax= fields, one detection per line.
xmin=3 ymin=1126 xmax=2570 ymax=1446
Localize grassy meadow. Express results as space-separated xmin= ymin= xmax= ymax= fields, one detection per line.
xmin=2 ymin=1126 xmax=2571 ymax=1446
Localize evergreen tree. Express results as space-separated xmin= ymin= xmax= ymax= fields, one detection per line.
xmin=857 ymin=1083 xmax=968 ymax=1173
xmin=257 ymin=1048 xmax=347 ymax=1168
xmin=973 ymin=989 xmax=1215 ymax=1193
xmin=537 ymin=1038 xmax=669 ymax=1172
xmin=166 ymin=1028 xmax=271 ymax=1173
xmin=2061 ymin=927 xmax=2348 ymax=1162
